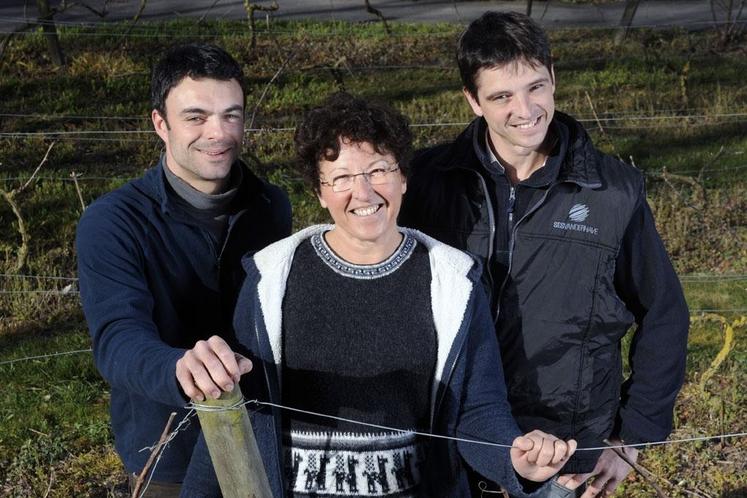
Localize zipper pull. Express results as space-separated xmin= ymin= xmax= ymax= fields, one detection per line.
xmin=508 ymin=186 xmax=516 ymax=224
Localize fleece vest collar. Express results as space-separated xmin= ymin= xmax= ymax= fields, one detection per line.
xmin=250 ymin=224 xmax=476 ymax=424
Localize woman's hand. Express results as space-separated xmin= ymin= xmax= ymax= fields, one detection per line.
xmin=510 ymin=430 xmax=577 ymax=482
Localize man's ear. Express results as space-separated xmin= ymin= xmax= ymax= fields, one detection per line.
xmin=463 ymin=87 xmax=484 ymax=118
xmin=152 ymin=109 xmax=169 ymax=142
xmin=550 ymin=65 xmax=556 ymax=92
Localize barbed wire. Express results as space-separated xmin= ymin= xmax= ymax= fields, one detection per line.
xmin=0 ymin=273 xmax=78 ymax=281
xmin=0 ymin=175 xmax=136 ymax=182
xmin=0 ymin=348 xmax=92 ymax=366
xmin=5 ymin=108 xmax=742 ymax=121
xmin=0 ymin=290 xmax=79 ymax=295
xmin=1 ymin=15 xmax=746 ymax=34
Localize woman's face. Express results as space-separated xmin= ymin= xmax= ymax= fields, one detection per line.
xmin=317 ymin=140 xmax=406 ymax=258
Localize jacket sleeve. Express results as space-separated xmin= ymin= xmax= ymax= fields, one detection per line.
xmin=455 ymin=286 xmax=550 ymax=497
xmin=613 ymin=192 xmax=689 ymax=444
xmin=76 ymin=202 xmax=187 ymax=407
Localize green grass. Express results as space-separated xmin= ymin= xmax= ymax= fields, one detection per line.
xmin=1 ymin=17 xmax=746 ymax=497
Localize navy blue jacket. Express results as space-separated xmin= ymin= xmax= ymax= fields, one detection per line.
xmin=180 ymin=226 xmax=552 ymax=497
xmin=76 ymin=159 xmax=291 ymax=481
xmin=399 ymin=113 xmax=689 ymax=473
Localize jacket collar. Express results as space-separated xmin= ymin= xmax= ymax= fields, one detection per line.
xmin=142 ymin=156 xmax=267 ymax=218
xmin=442 ymin=112 xmax=603 ymax=189
xmin=247 ymin=224 xmax=478 ymax=423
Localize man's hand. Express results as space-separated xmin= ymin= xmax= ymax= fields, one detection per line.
xmin=510 ymin=430 xmax=577 ymax=482
xmin=555 ymin=439 xmax=638 ymax=497
xmin=175 ymin=335 xmax=253 ymax=401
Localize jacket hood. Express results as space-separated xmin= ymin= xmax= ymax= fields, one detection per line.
xmin=245 ymin=224 xmax=480 ymax=424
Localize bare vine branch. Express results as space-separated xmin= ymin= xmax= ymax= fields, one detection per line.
xmin=120 ymin=0 xmax=148 ymax=43
xmin=364 ymin=0 xmax=390 ymax=34
xmin=0 ymin=142 xmax=55 ymax=272
xmin=70 ymin=171 xmax=86 ymax=211
xmin=131 ymin=412 xmax=176 ymax=498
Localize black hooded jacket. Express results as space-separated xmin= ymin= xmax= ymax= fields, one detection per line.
xmin=399 ymin=112 xmax=689 ymax=473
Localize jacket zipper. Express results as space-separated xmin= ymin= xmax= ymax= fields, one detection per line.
xmin=494 ymin=183 xmax=558 ymax=323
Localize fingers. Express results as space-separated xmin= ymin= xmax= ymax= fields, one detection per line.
xmin=578 ymin=445 xmax=635 ymax=498
xmin=580 ymin=477 xmax=617 ymax=498
xmin=175 ymin=335 xmax=252 ymax=401
xmin=514 ymin=431 xmax=574 ymax=467
xmin=557 ymin=473 xmax=590 ymax=491
xmin=236 ymin=352 xmax=253 ymax=375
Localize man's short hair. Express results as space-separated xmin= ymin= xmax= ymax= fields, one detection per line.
xmin=150 ymin=43 xmax=245 ymax=117
xmin=294 ymin=92 xmax=413 ymax=193
xmin=458 ymin=11 xmax=552 ymax=99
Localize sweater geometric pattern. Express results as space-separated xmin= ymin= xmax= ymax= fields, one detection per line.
xmin=284 ymin=430 xmax=424 ymax=497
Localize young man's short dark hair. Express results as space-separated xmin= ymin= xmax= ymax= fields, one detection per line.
xmin=294 ymin=92 xmax=413 ymax=193
xmin=457 ymin=11 xmax=552 ymax=99
xmin=150 ymin=43 xmax=245 ymax=118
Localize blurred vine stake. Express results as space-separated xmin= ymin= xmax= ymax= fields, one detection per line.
xmin=120 ymin=0 xmax=149 ymax=42
xmin=614 ymin=0 xmax=642 ymax=46
xmin=243 ymin=0 xmax=279 ymax=50
xmin=0 ymin=141 xmax=55 ymax=272
xmin=364 ymin=0 xmax=390 ymax=34
xmin=35 ymin=0 xmax=65 ymax=66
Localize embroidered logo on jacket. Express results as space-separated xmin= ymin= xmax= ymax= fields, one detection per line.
xmin=568 ymin=203 xmax=590 ymax=222
xmin=552 ymin=204 xmax=599 ymax=235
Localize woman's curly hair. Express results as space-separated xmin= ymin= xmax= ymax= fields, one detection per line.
xmin=294 ymin=92 xmax=413 ymax=192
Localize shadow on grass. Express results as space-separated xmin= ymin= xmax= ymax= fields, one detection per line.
xmin=0 ymin=308 xmax=87 ymax=356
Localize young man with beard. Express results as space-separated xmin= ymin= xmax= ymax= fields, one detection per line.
xmin=399 ymin=12 xmax=689 ymax=498
xmin=76 ymin=43 xmax=291 ymax=496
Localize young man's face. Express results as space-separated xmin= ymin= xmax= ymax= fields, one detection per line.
xmin=464 ymin=60 xmax=555 ymax=160
xmin=152 ymin=76 xmax=244 ymax=194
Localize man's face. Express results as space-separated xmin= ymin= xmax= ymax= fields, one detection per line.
xmin=152 ymin=76 xmax=244 ymax=194
xmin=464 ymin=60 xmax=555 ymax=160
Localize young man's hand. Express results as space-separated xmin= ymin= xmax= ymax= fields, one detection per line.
xmin=555 ymin=439 xmax=638 ymax=497
xmin=510 ymin=430 xmax=577 ymax=482
xmin=175 ymin=335 xmax=253 ymax=401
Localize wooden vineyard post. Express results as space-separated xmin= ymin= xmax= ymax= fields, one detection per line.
xmin=196 ymin=385 xmax=272 ymax=498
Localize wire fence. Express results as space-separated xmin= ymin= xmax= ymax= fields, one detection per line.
xmin=2 ymin=14 xmax=747 ymax=34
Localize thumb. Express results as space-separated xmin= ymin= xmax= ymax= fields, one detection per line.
xmin=512 ymin=436 xmax=535 ymax=453
xmin=235 ymin=354 xmax=253 ymax=375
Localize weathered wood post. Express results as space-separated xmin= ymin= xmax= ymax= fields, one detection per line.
xmin=196 ymin=385 xmax=272 ymax=498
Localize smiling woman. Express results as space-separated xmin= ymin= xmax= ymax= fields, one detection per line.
xmin=294 ymin=93 xmax=412 ymax=264
xmin=180 ymin=92 xmax=577 ymax=498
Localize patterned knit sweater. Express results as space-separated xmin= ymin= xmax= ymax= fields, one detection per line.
xmin=281 ymin=231 xmax=436 ymax=497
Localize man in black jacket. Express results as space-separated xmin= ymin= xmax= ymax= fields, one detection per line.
xmin=76 ymin=44 xmax=291 ymax=496
xmin=399 ymin=12 xmax=689 ymax=498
